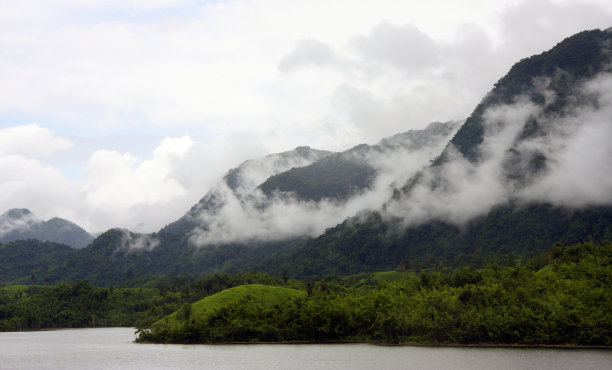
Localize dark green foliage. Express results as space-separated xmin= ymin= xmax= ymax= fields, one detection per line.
xmin=138 ymin=242 xmax=612 ymax=345
xmin=436 ymin=29 xmax=611 ymax=165
xmin=0 ymin=228 xmax=308 ymax=286
xmin=0 ymin=240 xmax=75 ymax=285
xmin=259 ymin=203 xmax=612 ymax=279
xmin=0 ymin=272 xmax=294 ymax=332
xmin=0 ymin=280 xmax=182 ymax=331
xmin=259 ymin=154 xmax=376 ymax=202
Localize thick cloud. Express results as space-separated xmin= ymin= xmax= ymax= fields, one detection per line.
xmin=189 ymin=122 xmax=459 ymax=245
xmin=518 ymin=73 xmax=612 ymax=206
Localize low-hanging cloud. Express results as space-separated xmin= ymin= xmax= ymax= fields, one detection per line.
xmin=0 ymin=209 xmax=41 ymax=239
xmin=188 ymin=122 xmax=459 ymax=246
xmin=517 ymin=72 xmax=612 ymax=206
xmin=385 ymin=69 xmax=612 ymax=228
xmin=118 ymin=229 xmax=160 ymax=252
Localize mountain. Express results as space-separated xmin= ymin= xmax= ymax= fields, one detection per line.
xmin=161 ymin=146 xmax=332 ymax=237
xmin=0 ymin=209 xmax=93 ymax=249
xmin=1 ymin=29 xmax=611 ymax=286
xmin=254 ymin=28 xmax=612 ymax=277
xmin=162 ymin=121 xmax=459 ymax=248
xmin=258 ymin=121 xmax=460 ymax=202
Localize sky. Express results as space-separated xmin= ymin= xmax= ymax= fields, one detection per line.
xmin=0 ymin=0 xmax=611 ymax=233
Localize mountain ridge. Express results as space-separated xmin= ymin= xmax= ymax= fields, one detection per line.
xmin=0 ymin=208 xmax=93 ymax=249
xmin=1 ymin=28 xmax=611 ymax=285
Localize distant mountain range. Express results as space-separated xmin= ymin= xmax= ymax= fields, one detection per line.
xmin=0 ymin=209 xmax=92 ymax=249
xmin=1 ymin=28 xmax=611 ymax=285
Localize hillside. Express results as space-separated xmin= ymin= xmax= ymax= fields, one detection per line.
xmin=259 ymin=121 xmax=459 ymax=202
xmin=257 ymin=203 xmax=612 ymax=278
xmin=154 ymin=284 xmax=305 ymax=327
xmin=258 ymin=28 xmax=612 ymax=278
xmin=138 ymin=284 xmax=306 ymax=343
xmin=0 ymin=29 xmax=611 ymax=287
xmin=161 ymin=146 xmax=332 ymax=236
xmin=137 ymin=242 xmax=612 ymax=345
xmin=0 ymin=209 xmax=93 ymax=249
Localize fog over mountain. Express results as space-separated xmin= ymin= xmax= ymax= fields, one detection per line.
xmin=174 ymin=121 xmax=460 ymax=246
xmin=184 ymin=28 xmax=612 ymax=247
xmin=384 ymin=30 xmax=612 ymax=227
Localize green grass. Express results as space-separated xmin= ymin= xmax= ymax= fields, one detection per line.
xmin=0 ymin=285 xmax=38 ymax=298
xmin=372 ymin=271 xmax=413 ymax=283
xmin=155 ymin=284 xmax=305 ymax=327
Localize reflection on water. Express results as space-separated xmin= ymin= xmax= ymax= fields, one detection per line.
xmin=0 ymin=328 xmax=610 ymax=370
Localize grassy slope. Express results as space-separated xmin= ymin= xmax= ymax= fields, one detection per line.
xmin=155 ymin=284 xmax=305 ymax=327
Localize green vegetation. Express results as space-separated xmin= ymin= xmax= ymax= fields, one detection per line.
xmin=0 ymin=272 xmax=295 ymax=332
xmin=0 ymin=281 xmax=180 ymax=330
xmin=158 ymin=284 xmax=305 ymax=326
xmin=137 ymin=242 xmax=611 ymax=345
xmin=139 ymin=284 xmax=306 ymax=342
xmin=259 ymin=153 xmax=376 ymax=202
xmin=1 ymin=203 xmax=610 ymax=286
xmin=1 ymin=242 xmax=610 ymax=346
xmin=260 ymin=203 xmax=612 ymax=279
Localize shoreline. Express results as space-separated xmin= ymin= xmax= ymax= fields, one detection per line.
xmin=134 ymin=337 xmax=612 ymax=349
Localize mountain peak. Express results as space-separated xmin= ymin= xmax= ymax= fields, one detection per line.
xmin=0 ymin=209 xmax=92 ymax=248
xmin=2 ymin=208 xmax=37 ymax=220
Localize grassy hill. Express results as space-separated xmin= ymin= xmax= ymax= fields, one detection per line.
xmin=153 ymin=284 xmax=306 ymax=328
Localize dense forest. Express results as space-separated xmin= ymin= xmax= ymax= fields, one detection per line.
xmin=0 ymin=272 xmax=289 ymax=331
xmin=2 ymin=202 xmax=611 ymax=286
xmin=136 ymin=242 xmax=611 ymax=345
xmin=2 ymin=241 xmax=610 ymax=346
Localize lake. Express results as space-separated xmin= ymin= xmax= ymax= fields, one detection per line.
xmin=0 ymin=328 xmax=610 ymax=369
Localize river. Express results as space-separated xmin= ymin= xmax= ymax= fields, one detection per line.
xmin=0 ymin=328 xmax=610 ymax=369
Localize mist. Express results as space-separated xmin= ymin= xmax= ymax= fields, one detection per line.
xmin=0 ymin=209 xmax=41 ymax=239
xmin=188 ymin=122 xmax=459 ymax=246
xmin=386 ymin=70 xmax=612 ymax=227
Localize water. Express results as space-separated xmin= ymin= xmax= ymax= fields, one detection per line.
xmin=0 ymin=328 xmax=610 ymax=369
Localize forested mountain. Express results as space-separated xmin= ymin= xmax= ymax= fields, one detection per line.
xmin=1 ymin=29 xmax=611 ymax=286
xmin=257 ymin=28 xmax=612 ymax=278
xmin=258 ymin=121 xmax=460 ymax=202
xmin=0 ymin=209 xmax=93 ymax=249
xmin=161 ymin=146 xmax=332 ymax=236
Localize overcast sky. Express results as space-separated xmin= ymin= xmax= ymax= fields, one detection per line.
xmin=1 ymin=0 xmax=611 ymax=233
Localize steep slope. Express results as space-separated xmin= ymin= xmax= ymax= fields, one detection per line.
xmin=436 ymin=28 xmax=612 ymax=165
xmin=258 ymin=203 xmax=612 ymax=278
xmin=161 ymin=146 xmax=332 ymax=236
xmin=0 ymin=209 xmax=93 ymax=249
xmin=259 ymin=121 xmax=460 ymax=202
xmin=258 ymin=28 xmax=612 ymax=277
xmin=2 ymin=30 xmax=611 ymax=286
xmin=162 ymin=121 xmax=458 ymax=247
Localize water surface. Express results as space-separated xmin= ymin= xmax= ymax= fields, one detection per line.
xmin=0 ymin=328 xmax=609 ymax=369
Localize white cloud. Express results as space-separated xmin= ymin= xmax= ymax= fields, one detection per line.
xmin=0 ymin=124 xmax=73 ymax=157
xmin=0 ymin=0 xmax=611 ymax=234
xmin=83 ymin=136 xmax=194 ymax=222
xmin=0 ymin=154 xmax=80 ymax=221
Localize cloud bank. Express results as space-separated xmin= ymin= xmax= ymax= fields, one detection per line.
xmin=386 ymin=70 xmax=612 ymax=227
xmin=188 ymin=122 xmax=459 ymax=245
